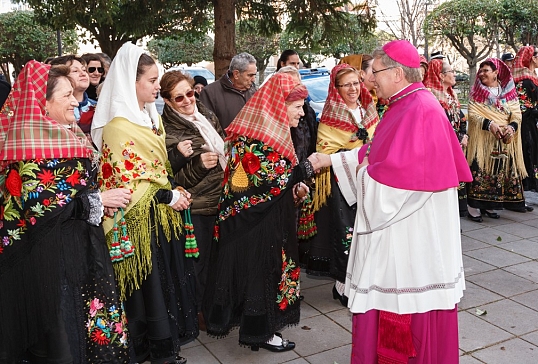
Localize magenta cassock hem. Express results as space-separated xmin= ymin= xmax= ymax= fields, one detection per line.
xmin=351 ymin=306 xmax=459 ymax=364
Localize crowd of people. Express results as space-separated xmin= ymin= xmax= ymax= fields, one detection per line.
xmin=0 ymin=38 xmax=536 ymax=364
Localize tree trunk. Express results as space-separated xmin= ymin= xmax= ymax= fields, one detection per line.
xmin=213 ymin=0 xmax=236 ymax=79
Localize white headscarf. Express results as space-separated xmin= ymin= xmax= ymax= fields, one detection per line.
xmin=91 ymin=42 xmax=161 ymax=150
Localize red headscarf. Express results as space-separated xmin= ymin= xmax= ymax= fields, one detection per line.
xmin=320 ymin=63 xmax=378 ymax=132
xmin=423 ymin=58 xmax=459 ymax=110
xmin=512 ymin=45 xmax=538 ymax=86
xmin=0 ymin=61 xmax=93 ymax=171
xmin=226 ymin=73 xmax=300 ymax=166
xmin=470 ymin=58 xmax=518 ymax=106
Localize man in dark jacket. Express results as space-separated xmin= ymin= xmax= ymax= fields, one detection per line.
xmin=199 ymin=52 xmax=257 ymax=132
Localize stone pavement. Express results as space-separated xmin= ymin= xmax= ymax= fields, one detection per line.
xmin=170 ymin=192 xmax=538 ymax=364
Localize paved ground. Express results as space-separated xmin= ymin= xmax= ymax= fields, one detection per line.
xmin=162 ymin=191 xmax=538 ymax=364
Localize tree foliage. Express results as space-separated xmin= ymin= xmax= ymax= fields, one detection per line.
xmin=279 ymin=3 xmax=377 ymax=66
xmin=147 ymin=35 xmax=214 ymax=69
xmin=498 ymin=0 xmax=538 ymax=51
xmin=0 ymin=10 xmax=77 ymax=82
xmin=212 ymin=0 xmax=377 ymax=77
xmin=22 ymin=0 xmax=211 ymax=57
xmin=236 ymin=20 xmax=280 ymax=82
xmin=425 ymin=0 xmax=498 ymax=85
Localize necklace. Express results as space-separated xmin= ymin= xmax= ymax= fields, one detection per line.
xmin=365 ymin=87 xmax=426 ymax=157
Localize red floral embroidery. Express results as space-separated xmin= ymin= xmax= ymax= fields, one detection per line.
xmin=102 ymin=163 xmax=113 ymax=180
xmin=37 ymin=169 xmax=55 ymax=185
xmin=91 ymin=328 xmax=111 ymax=345
xmin=267 ymin=151 xmax=280 ymax=163
xmin=5 ymin=169 xmax=22 ymax=197
xmin=242 ymin=152 xmax=261 ymax=174
xmin=270 ymin=187 xmax=281 ymax=196
xmin=65 ymin=170 xmax=81 ymax=186
xmin=124 ymin=160 xmax=134 ymax=171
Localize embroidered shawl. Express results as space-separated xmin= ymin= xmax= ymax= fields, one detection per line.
xmin=0 ymin=61 xmax=93 ymax=171
xmin=99 ymin=117 xmax=182 ymax=300
xmin=226 ymin=73 xmax=300 ymax=166
xmin=467 ymin=100 xmax=527 ymax=178
xmin=470 ymin=58 xmax=518 ymax=107
xmin=512 ymin=46 xmax=538 ymax=87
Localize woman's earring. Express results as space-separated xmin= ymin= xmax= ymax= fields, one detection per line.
xmin=45 ymin=109 xmax=49 ymax=116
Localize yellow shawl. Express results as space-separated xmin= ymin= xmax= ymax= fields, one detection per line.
xmin=313 ymin=122 xmax=376 ymax=211
xmin=467 ymin=100 xmax=527 ymax=178
xmin=99 ymin=117 xmax=183 ymax=300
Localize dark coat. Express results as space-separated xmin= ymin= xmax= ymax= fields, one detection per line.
xmin=163 ymin=100 xmax=225 ymax=215
xmin=198 ymin=73 xmax=257 ymax=132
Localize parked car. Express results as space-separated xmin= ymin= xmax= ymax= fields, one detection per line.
xmin=166 ymin=66 xmax=215 ymax=83
xmin=302 ymin=75 xmax=330 ymax=120
xmin=455 ymin=71 xmax=469 ymax=82
xmin=299 ymin=67 xmax=330 ymax=80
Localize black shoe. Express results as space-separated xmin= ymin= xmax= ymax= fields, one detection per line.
xmin=299 ymin=294 xmax=304 ymax=301
xmin=332 ymin=285 xmax=349 ymax=307
xmin=525 ymin=205 xmax=534 ymax=212
xmin=480 ymin=209 xmax=500 ymax=219
xmin=251 ymin=338 xmax=295 ymax=352
xmin=467 ymin=214 xmax=483 ymax=223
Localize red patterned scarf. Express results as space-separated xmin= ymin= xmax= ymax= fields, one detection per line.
xmin=0 ymin=61 xmax=93 ymax=170
xmin=319 ymin=63 xmax=378 ymax=132
xmin=512 ymin=46 xmax=538 ymax=87
xmin=424 ymin=58 xmax=460 ymax=110
xmin=226 ymin=73 xmax=300 ymax=166
xmin=470 ymin=58 xmax=518 ymax=107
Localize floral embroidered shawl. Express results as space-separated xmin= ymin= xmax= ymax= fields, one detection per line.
xmin=99 ymin=117 xmax=183 ymax=300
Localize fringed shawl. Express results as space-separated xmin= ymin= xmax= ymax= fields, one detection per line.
xmin=467 ymin=100 xmax=527 ymax=178
xmin=99 ymin=117 xmax=183 ymax=300
xmin=314 ymin=64 xmax=379 ymax=211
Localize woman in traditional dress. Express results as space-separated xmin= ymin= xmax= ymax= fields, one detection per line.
xmin=424 ymin=57 xmax=469 ymax=217
xmin=306 ymin=64 xmax=378 ymax=306
xmin=160 ymin=70 xmax=225 ymax=330
xmin=0 ymin=61 xmax=130 ymax=363
xmin=512 ymin=45 xmax=538 ymax=195
xmin=202 ymin=73 xmax=320 ymax=352
xmin=92 ymin=43 xmax=198 ymax=364
xmin=466 ymin=58 xmax=527 ymax=221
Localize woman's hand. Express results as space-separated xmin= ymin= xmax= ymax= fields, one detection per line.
xmin=170 ymin=189 xmax=191 ymax=211
xmin=308 ymin=152 xmax=331 ymax=172
xmin=489 ymin=122 xmax=503 ymax=139
xmin=293 ymin=182 xmax=309 ymax=206
xmin=101 ymin=188 xmax=131 ymax=208
xmin=177 ymin=140 xmax=193 ymax=157
xmin=200 ymin=152 xmax=219 ymax=169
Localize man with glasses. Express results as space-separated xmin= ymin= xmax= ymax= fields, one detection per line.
xmin=200 ymin=52 xmax=258 ymax=131
xmin=81 ymin=53 xmax=105 ymax=100
xmin=310 ymin=39 xmax=472 ymax=363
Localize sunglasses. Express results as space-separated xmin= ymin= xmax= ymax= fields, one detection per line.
xmin=88 ymin=67 xmax=104 ymax=74
xmin=174 ymin=90 xmax=195 ymax=103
